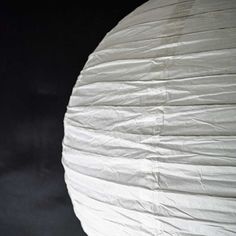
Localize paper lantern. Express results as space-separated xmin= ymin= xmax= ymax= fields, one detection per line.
xmin=62 ymin=1 xmax=236 ymax=235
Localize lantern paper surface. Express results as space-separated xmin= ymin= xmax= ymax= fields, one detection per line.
xmin=62 ymin=0 xmax=236 ymax=235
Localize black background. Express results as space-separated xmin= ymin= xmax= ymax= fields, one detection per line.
xmin=0 ymin=1 xmax=146 ymax=236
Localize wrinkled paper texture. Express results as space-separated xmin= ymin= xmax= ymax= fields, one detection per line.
xmin=62 ymin=0 xmax=236 ymax=235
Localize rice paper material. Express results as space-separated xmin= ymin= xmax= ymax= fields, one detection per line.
xmin=62 ymin=0 xmax=236 ymax=235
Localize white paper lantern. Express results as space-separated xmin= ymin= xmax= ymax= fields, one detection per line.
xmin=62 ymin=1 xmax=236 ymax=235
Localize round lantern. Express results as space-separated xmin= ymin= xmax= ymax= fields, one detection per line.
xmin=62 ymin=1 xmax=236 ymax=235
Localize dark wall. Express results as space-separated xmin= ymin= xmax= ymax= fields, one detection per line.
xmin=0 ymin=1 xmax=147 ymax=236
